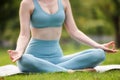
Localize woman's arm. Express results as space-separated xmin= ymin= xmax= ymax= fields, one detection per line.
xmin=8 ymin=0 xmax=34 ymax=62
xmin=16 ymin=0 xmax=32 ymax=53
xmin=64 ymin=0 xmax=117 ymax=53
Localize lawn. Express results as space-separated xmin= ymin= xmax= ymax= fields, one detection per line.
xmin=0 ymin=44 xmax=120 ymax=80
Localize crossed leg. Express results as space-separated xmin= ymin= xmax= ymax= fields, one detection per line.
xmin=57 ymin=49 xmax=106 ymax=70
xmin=17 ymin=54 xmax=68 ymax=72
xmin=17 ymin=49 xmax=105 ymax=72
xmin=57 ymin=49 xmax=105 ymax=70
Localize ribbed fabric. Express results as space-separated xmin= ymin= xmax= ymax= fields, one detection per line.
xmin=30 ymin=0 xmax=65 ymax=28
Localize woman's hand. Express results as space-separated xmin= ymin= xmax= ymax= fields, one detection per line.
xmin=7 ymin=50 xmax=23 ymax=62
xmin=97 ymin=41 xmax=118 ymax=53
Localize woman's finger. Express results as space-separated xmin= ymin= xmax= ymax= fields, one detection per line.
xmin=112 ymin=42 xmax=115 ymax=50
xmin=12 ymin=56 xmax=21 ymax=62
xmin=109 ymin=42 xmax=116 ymax=50
xmin=105 ymin=49 xmax=118 ymax=53
xmin=12 ymin=58 xmax=18 ymax=62
xmin=106 ymin=41 xmax=114 ymax=47
xmin=103 ymin=46 xmax=117 ymax=53
xmin=7 ymin=50 xmax=12 ymax=54
xmin=104 ymin=41 xmax=116 ymax=49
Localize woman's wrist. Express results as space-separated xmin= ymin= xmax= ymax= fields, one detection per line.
xmin=93 ymin=43 xmax=102 ymax=49
xmin=15 ymin=49 xmax=24 ymax=54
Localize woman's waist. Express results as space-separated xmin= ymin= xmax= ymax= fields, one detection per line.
xmin=24 ymin=37 xmax=63 ymax=59
xmin=28 ymin=38 xmax=60 ymax=47
xmin=31 ymin=27 xmax=62 ymax=40
xmin=31 ymin=36 xmax=60 ymax=41
xmin=24 ymin=42 xmax=63 ymax=59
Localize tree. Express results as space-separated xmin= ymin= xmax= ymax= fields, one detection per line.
xmin=0 ymin=0 xmax=20 ymax=39
xmin=112 ymin=0 xmax=120 ymax=48
xmin=96 ymin=0 xmax=120 ymax=48
xmin=71 ymin=0 xmax=120 ymax=48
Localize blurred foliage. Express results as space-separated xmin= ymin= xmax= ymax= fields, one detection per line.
xmin=63 ymin=0 xmax=120 ymax=47
xmin=0 ymin=0 xmax=119 ymax=48
xmin=0 ymin=0 xmax=20 ymax=48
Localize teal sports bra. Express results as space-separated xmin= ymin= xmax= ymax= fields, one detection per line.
xmin=30 ymin=0 xmax=65 ymax=28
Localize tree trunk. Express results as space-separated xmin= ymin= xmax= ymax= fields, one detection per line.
xmin=113 ymin=16 xmax=120 ymax=48
xmin=112 ymin=0 xmax=120 ymax=48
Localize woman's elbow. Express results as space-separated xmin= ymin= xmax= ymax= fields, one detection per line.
xmin=19 ymin=32 xmax=30 ymax=39
xmin=69 ymin=29 xmax=79 ymax=37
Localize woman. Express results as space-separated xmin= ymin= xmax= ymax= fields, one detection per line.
xmin=8 ymin=0 xmax=117 ymax=73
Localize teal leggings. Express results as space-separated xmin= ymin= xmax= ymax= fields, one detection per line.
xmin=17 ymin=38 xmax=106 ymax=72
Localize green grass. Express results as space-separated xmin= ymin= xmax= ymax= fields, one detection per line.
xmin=2 ymin=71 xmax=120 ymax=80
xmin=0 ymin=45 xmax=120 ymax=80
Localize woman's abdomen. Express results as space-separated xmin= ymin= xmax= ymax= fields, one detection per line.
xmin=24 ymin=38 xmax=63 ymax=59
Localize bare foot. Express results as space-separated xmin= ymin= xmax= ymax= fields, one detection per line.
xmin=68 ymin=68 xmax=96 ymax=73
xmin=67 ymin=70 xmax=75 ymax=73
xmin=75 ymin=68 xmax=96 ymax=72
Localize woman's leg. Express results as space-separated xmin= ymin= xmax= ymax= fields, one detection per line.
xmin=57 ymin=49 xmax=106 ymax=70
xmin=17 ymin=54 xmax=68 ymax=72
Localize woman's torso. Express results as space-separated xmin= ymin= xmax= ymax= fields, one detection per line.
xmin=31 ymin=27 xmax=62 ymax=40
xmin=29 ymin=0 xmax=66 ymax=40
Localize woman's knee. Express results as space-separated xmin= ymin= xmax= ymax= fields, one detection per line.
xmin=18 ymin=54 xmax=33 ymax=65
xmin=92 ymin=49 xmax=106 ymax=62
xmin=17 ymin=54 xmax=35 ymax=71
